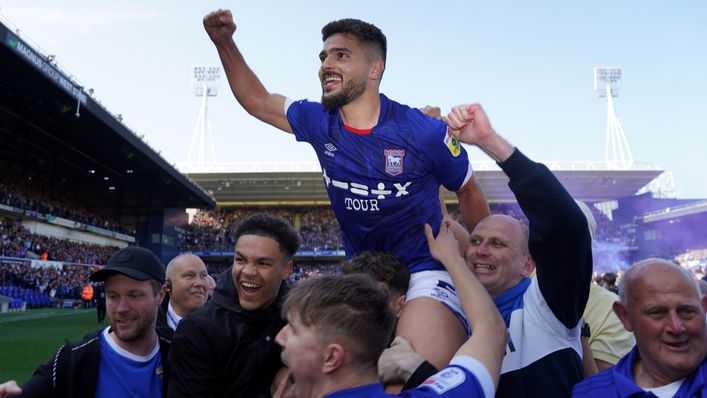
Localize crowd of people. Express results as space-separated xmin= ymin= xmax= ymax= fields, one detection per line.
xmin=1 ymin=219 xmax=118 ymax=264
xmin=177 ymin=207 xmax=344 ymax=252
xmin=0 ymin=171 xmax=131 ymax=235
xmin=0 ymin=260 xmax=96 ymax=302
xmin=2 ymin=10 xmax=707 ymax=398
xmin=675 ymin=248 xmax=707 ymax=270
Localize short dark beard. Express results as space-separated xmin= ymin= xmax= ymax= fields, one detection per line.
xmin=321 ymin=75 xmax=365 ymax=110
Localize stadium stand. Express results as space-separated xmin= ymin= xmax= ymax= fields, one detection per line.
xmin=1 ymin=170 xmax=131 ymax=234
xmin=1 ymin=218 xmax=118 ymax=264
xmin=3 ymin=14 xmax=707 ymax=315
xmin=0 ymin=19 xmax=215 ymax=269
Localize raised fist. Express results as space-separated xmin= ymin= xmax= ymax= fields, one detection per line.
xmin=203 ymin=9 xmax=237 ymax=45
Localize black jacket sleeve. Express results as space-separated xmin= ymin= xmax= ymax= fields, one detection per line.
xmin=167 ymin=318 xmax=218 ymax=398
xmin=19 ymin=344 xmax=67 ymax=398
xmin=500 ymin=149 xmax=592 ymax=329
xmin=401 ymin=360 xmax=439 ymax=391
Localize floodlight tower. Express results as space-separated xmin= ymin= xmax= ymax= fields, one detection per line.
xmin=594 ymin=67 xmax=633 ymax=169
xmin=187 ymin=65 xmax=220 ymax=172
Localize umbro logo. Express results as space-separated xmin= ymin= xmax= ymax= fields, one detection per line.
xmin=324 ymin=143 xmax=337 ymax=158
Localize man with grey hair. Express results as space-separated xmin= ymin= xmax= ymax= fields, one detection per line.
xmin=573 ymin=258 xmax=707 ymax=397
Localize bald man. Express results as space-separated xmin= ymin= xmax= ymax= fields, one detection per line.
xmin=378 ymin=104 xmax=593 ymax=397
xmin=573 ymin=259 xmax=707 ymax=397
xmin=157 ymin=254 xmax=209 ymax=337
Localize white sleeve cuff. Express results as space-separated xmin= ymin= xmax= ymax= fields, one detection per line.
xmin=460 ymin=160 xmax=474 ymax=190
xmin=450 ymin=355 xmax=495 ymax=398
xmin=283 ymin=97 xmax=294 ymax=115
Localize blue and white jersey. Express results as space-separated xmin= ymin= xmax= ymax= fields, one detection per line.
xmin=494 ymin=277 xmax=584 ymax=398
xmin=324 ymin=356 xmax=493 ymax=398
xmin=286 ymin=94 xmax=473 ymax=273
xmin=95 ymin=327 xmax=163 ymax=398
xmin=573 ymin=346 xmax=707 ymax=398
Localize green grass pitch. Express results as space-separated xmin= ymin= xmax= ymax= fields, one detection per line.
xmin=0 ymin=309 xmax=101 ymax=384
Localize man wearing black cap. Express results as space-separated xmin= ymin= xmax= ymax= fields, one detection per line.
xmin=0 ymin=246 xmax=171 ymax=398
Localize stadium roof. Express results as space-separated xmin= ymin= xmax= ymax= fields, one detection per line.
xmin=0 ymin=22 xmax=215 ymax=218
xmin=185 ymin=160 xmax=664 ymax=205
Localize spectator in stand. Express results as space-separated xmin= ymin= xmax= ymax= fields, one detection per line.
xmin=1 ymin=219 xmax=118 ymax=264
xmin=288 ymin=261 xmax=340 ymax=282
xmin=573 ymin=259 xmax=707 ymax=397
xmin=0 ymin=171 xmax=131 ymax=235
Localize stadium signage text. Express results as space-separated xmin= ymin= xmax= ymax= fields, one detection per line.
xmin=4 ymin=31 xmax=87 ymax=105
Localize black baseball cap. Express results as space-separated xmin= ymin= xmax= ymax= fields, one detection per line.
xmin=91 ymin=246 xmax=165 ymax=283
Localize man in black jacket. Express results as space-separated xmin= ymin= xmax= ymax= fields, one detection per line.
xmin=0 ymin=246 xmax=170 ymax=398
xmin=168 ymin=213 xmax=299 ymax=398
xmin=378 ymin=104 xmax=593 ymax=397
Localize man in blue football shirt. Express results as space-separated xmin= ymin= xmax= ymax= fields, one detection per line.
xmin=274 ymin=220 xmax=505 ymax=398
xmin=203 ymin=9 xmax=489 ymax=369
xmin=378 ymin=103 xmax=593 ymax=398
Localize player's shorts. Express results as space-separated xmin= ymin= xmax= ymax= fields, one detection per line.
xmin=406 ymin=270 xmax=470 ymax=335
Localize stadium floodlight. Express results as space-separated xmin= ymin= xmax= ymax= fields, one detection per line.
xmin=594 ymin=67 xmax=621 ymax=97
xmin=192 ymin=65 xmax=220 ymax=97
xmin=594 ymin=67 xmax=633 ymax=170
xmin=187 ymin=65 xmax=220 ymax=172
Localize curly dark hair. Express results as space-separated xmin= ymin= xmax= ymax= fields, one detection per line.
xmin=340 ymin=251 xmax=409 ymax=297
xmin=321 ymin=18 xmax=387 ymax=62
xmin=232 ymin=213 xmax=300 ymax=257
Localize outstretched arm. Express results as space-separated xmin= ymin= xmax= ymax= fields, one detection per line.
xmin=203 ymin=9 xmax=292 ymax=133
xmin=447 ymin=103 xmax=592 ymax=328
xmin=424 ymin=222 xmax=506 ymax=386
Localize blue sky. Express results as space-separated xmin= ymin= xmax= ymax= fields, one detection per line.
xmin=2 ymin=1 xmax=705 ymax=198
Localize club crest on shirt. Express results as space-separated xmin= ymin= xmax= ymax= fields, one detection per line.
xmin=444 ymin=127 xmax=461 ymax=157
xmin=384 ymin=149 xmax=405 ymax=176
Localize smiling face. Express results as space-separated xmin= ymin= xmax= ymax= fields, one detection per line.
xmin=167 ymin=254 xmax=208 ymax=317
xmin=465 ymin=215 xmax=534 ymax=298
xmin=318 ymin=33 xmax=381 ymax=110
xmin=106 ymin=274 xmax=164 ymax=347
xmin=615 ymin=261 xmax=707 ymax=386
xmin=231 ymin=234 xmax=292 ymax=311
